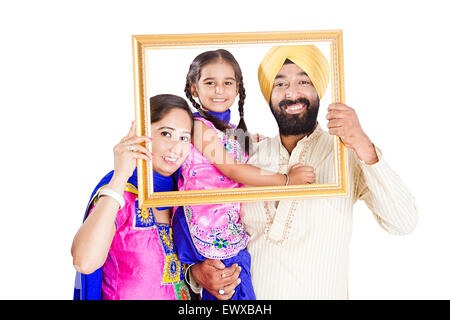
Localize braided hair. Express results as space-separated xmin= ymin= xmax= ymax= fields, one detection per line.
xmin=185 ymin=49 xmax=251 ymax=155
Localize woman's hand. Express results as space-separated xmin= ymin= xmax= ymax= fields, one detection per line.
xmin=71 ymin=122 xmax=153 ymax=274
xmin=111 ymin=122 xmax=152 ymax=184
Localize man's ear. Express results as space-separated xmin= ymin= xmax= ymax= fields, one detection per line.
xmin=190 ymin=83 xmax=198 ymax=98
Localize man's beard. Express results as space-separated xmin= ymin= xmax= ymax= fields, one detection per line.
xmin=269 ymin=97 xmax=320 ymax=136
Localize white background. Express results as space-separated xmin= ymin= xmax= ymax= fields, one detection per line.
xmin=0 ymin=0 xmax=449 ymax=299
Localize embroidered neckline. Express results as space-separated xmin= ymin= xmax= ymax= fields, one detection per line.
xmin=278 ymin=124 xmax=324 ymax=162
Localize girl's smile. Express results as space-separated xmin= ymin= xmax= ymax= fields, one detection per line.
xmin=191 ymin=60 xmax=238 ymax=113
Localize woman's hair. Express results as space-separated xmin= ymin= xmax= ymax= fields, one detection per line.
xmin=150 ymin=94 xmax=194 ymax=132
xmin=184 ymin=49 xmax=250 ymax=154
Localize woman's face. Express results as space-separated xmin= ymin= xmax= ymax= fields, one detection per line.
xmin=151 ymin=108 xmax=192 ymax=176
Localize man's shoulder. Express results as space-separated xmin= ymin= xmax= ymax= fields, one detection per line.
xmin=316 ymin=128 xmax=334 ymax=147
xmin=248 ymin=135 xmax=280 ymax=168
xmin=250 ymin=135 xmax=279 ymax=156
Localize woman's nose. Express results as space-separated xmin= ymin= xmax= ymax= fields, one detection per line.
xmin=168 ymin=139 xmax=183 ymax=156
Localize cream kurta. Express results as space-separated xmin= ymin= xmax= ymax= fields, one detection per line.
xmin=242 ymin=125 xmax=418 ymax=299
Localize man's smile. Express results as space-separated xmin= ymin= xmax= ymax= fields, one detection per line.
xmin=279 ymin=98 xmax=310 ymax=115
xmin=282 ymin=102 xmax=306 ymax=114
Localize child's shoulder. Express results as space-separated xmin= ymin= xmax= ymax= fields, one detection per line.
xmin=194 ymin=116 xmax=216 ymax=130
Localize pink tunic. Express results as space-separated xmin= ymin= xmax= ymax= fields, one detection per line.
xmin=90 ymin=190 xmax=190 ymax=300
xmin=178 ymin=117 xmax=249 ymax=259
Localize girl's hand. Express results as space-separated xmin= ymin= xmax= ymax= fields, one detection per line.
xmin=287 ymin=163 xmax=316 ymax=185
xmin=112 ymin=122 xmax=152 ymax=183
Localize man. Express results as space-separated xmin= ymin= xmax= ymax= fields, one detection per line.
xmin=188 ymin=45 xmax=418 ymax=299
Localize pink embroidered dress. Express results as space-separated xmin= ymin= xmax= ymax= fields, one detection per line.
xmin=172 ymin=116 xmax=256 ymax=300
xmin=88 ymin=186 xmax=190 ymax=300
xmin=178 ymin=117 xmax=249 ymax=259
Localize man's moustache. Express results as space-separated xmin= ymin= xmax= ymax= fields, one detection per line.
xmin=278 ymin=97 xmax=310 ymax=109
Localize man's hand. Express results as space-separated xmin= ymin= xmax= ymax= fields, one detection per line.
xmin=190 ymin=259 xmax=241 ymax=300
xmin=326 ymin=103 xmax=378 ymax=164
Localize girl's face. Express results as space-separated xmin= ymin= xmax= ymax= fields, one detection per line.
xmin=151 ymin=108 xmax=192 ymax=176
xmin=191 ymin=60 xmax=238 ymax=113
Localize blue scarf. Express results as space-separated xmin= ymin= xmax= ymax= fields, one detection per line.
xmin=73 ymin=168 xmax=179 ymax=300
xmin=193 ymin=109 xmax=231 ymax=124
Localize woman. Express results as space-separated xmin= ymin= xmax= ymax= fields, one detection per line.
xmin=71 ymin=94 xmax=194 ymax=300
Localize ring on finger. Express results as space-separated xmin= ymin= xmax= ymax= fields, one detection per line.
xmin=218 ymin=288 xmax=225 ymax=295
xmin=221 ymin=271 xmax=226 ymax=279
xmin=128 ymin=145 xmax=136 ymax=152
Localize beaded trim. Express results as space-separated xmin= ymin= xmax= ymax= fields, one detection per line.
xmin=264 ymin=201 xmax=299 ymax=244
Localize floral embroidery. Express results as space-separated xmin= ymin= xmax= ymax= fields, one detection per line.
xmin=174 ymin=282 xmax=191 ymax=300
xmin=228 ymin=221 xmax=242 ymax=236
xmin=213 ymin=237 xmax=229 ymax=249
xmin=217 ymin=127 xmax=243 ymax=163
xmin=224 ymin=141 xmax=234 ymax=153
xmin=162 ymin=254 xmax=181 ymax=284
xmin=158 ymin=225 xmax=175 ymax=255
xmin=227 ymin=212 xmax=242 ymax=236
xmin=184 ymin=206 xmax=193 ymax=221
xmin=159 ymin=225 xmax=187 ymax=291
xmin=134 ymin=201 xmax=156 ymax=229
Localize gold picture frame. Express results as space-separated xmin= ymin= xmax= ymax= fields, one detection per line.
xmin=132 ymin=30 xmax=347 ymax=208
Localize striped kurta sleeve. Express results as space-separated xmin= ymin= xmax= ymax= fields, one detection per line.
xmin=354 ymin=147 xmax=418 ymax=235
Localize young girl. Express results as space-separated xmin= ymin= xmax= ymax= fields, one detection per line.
xmin=72 ymin=94 xmax=194 ymax=300
xmin=172 ymin=49 xmax=314 ymax=300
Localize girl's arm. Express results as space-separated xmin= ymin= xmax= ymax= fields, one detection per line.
xmin=71 ymin=123 xmax=152 ymax=274
xmin=193 ymin=120 xmax=313 ymax=186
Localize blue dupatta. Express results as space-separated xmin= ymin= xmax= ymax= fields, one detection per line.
xmin=73 ymin=168 xmax=179 ymax=300
xmin=192 ymin=109 xmax=231 ymax=124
